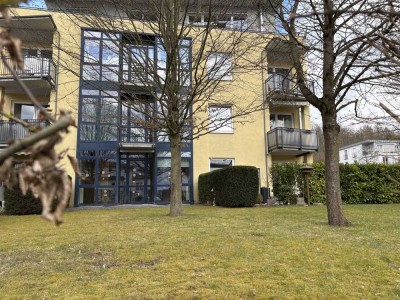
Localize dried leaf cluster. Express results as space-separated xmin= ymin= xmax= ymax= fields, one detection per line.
xmin=0 ymin=120 xmax=74 ymax=225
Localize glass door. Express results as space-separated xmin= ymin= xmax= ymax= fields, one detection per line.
xmin=119 ymin=154 xmax=153 ymax=204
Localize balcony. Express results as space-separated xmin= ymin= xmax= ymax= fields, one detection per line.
xmin=266 ymin=73 xmax=315 ymax=105
xmin=267 ymin=127 xmax=319 ymax=156
xmin=0 ymin=56 xmax=56 ymax=95
xmin=0 ymin=119 xmax=50 ymax=145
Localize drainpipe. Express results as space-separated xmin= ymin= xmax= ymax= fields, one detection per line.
xmin=261 ymin=49 xmax=270 ymax=190
xmin=53 ymin=30 xmax=61 ymax=118
xmin=298 ymin=106 xmax=303 ymax=130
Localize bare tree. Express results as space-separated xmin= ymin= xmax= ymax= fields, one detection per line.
xmin=47 ymin=0 xmax=271 ymax=216
xmin=268 ymin=0 xmax=400 ymax=225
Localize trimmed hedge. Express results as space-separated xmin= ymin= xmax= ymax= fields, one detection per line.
xmin=198 ymin=166 xmax=259 ymax=207
xmin=4 ymin=186 xmax=42 ymax=215
xmin=271 ymin=162 xmax=400 ymax=205
xmin=198 ymin=172 xmax=214 ymax=205
xmin=271 ymin=163 xmax=304 ymax=205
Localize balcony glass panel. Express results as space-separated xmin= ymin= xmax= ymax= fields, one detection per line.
xmin=267 ymin=127 xmax=318 ymax=152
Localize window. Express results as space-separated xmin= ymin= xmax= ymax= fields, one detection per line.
xmin=268 ymin=67 xmax=291 ymax=92
xmin=187 ymin=13 xmax=248 ymax=30
xmin=13 ymin=103 xmax=49 ymax=120
xmin=207 ymin=53 xmax=232 ymax=80
xmin=208 ymin=105 xmax=233 ymax=133
xmin=269 ymin=114 xmax=293 ymax=129
xmin=383 ymin=156 xmax=389 ymax=164
xmin=210 ymin=158 xmax=234 ymax=171
xmin=344 ymin=150 xmax=348 ymax=160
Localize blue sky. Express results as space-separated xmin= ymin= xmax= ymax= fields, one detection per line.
xmin=20 ymin=0 xmax=47 ymax=9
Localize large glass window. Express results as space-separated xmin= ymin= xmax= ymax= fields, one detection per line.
xmin=82 ymin=30 xmax=121 ymax=83
xmin=207 ymin=53 xmax=233 ymax=80
xmin=208 ymin=105 xmax=233 ymax=133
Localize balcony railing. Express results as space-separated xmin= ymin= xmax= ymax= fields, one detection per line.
xmin=267 ymin=127 xmax=319 ymax=152
xmin=0 ymin=56 xmax=56 ymax=86
xmin=266 ymin=73 xmax=315 ymax=97
xmin=0 ymin=119 xmax=50 ymax=143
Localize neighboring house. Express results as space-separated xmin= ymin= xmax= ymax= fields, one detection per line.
xmin=339 ymin=140 xmax=400 ymax=165
xmin=0 ymin=3 xmax=318 ymax=207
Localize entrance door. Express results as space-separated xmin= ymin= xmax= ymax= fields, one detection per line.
xmin=119 ymin=154 xmax=153 ymax=204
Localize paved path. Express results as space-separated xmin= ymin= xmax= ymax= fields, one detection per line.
xmin=67 ymin=204 xmax=192 ymax=211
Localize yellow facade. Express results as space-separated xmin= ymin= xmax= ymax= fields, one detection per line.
xmin=0 ymin=7 xmax=317 ymax=206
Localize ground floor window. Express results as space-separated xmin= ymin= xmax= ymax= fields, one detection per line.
xmin=209 ymin=158 xmax=234 ymax=171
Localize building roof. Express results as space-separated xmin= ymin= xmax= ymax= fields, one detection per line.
xmin=339 ymin=140 xmax=400 ymax=151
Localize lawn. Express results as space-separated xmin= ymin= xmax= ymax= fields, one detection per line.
xmin=0 ymin=205 xmax=400 ymax=299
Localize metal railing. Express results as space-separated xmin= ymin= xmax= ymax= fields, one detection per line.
xmin=267 ymin=127 xmax=319 ymax=152
xmin=0 ymin=119 xmax=50 ymax=143
xmin=0 ymin=56 xmax=56 ymax=86
xmin=266 ymin=73 xmax=315 ymax=96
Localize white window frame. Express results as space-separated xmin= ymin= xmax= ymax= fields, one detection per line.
xmin=206 ymin=52 xmax=233 ymax=81
xmin=344 ymin=150 xmax=348 ymax=160
xmin=269 ymin=113 xmax=294 ymax=129
xmin=209 ymin=158 xmax=235 ymax=171
xmin=186 ymin=13 xmax=248 ymax=30
xmin=12 ymin=102 xmax=50 ymax=120
xmin=208 ymin=105 xmax=234 ymax=133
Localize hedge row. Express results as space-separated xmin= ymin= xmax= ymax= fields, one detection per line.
xmin=3 ymin=186 xmax=42 ymax=215
xmin=3 ymin=186 xmax=67 ymax=215
xmin=198 ymin=166 xmax=259 ymax=207
xmin=271 ymin=163 xmax=400 ymax=204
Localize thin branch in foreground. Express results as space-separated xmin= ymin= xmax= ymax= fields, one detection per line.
xmin=380 ymin=102 xmax=400 ymax=124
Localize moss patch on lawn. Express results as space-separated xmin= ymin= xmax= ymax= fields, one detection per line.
xmin=0 ymin=205 xmax=400 ymax=299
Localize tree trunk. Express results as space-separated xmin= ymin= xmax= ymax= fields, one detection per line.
xmin=322 ymin=114 xmax=350 ymax=226
xmin=169 ymin=133 xmax=183 ymax=216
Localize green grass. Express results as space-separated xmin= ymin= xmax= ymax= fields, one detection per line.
xmin=1 ymin=205 xmax=400 ymax=299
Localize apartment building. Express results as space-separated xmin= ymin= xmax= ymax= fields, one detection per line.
xmin=0 ymin=1 xmax=318 ymax=207
xmin=340 ymin=140 xmax=400 ymax=165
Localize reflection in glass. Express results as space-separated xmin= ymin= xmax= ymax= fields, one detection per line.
xmin=82 ymin=98 xmax=97 ymax=122
xmin=102 ymin=40 xmax=119 ymax=65
xmin=81 ymin=124 xmax=96 ymax=141
xmin=100 ymin=98 xmax=118 ymax=123
xmin=84 ymin=39 xmax=100 ymax=62
xmin=182 ymin=167 xmax=190 ymax=184
xmin=102 ymin=66 xmax=119 ymax=82
xmin=156 ymin=186 xmax=170 ymax=203
xmin=98 ymin=158 xmax=117 ymax=186
xmin=79 ymin=187 xmax=95 ymax=205
xmin=182 ymin=186 xmax=190 ymax=202
xmin=100 ymin=125 xmax=118 ymax=141
xmin=84 ymin=30 xmax=102 ymax=38
xmin=98 ymin=188 xmax=115 ymax=204
xmin=82 ymin=89 xmax=100 ymax=96
xmin=83 ymin=64 xmax=100 ymax=81
xmin=129 ymin=187 xmax=145 ymax=203
xmin=80 ymin=160 xmax=96 ymax=184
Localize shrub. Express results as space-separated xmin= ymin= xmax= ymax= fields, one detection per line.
xmin=198 ymin=172 xmax=214 ymax=205
xmin=198 ymin=166 xmax=259 ymax=207
xmin=271 ymin=163 xmax=304 ymax=205
xmin=4 ymin=186 xmax=42 ymax=215
xmin=309 ymin=163 xmax=326 ymax=204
